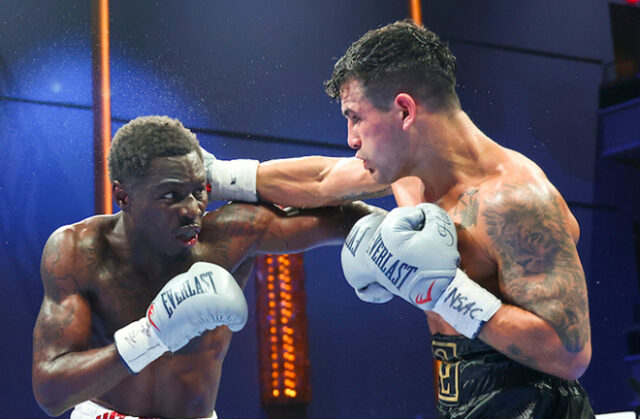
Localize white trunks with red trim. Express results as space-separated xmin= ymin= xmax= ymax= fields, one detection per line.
xmin=70 ymin=400 xmax=218 ymax=419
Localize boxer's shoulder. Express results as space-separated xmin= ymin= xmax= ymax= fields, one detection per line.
xmin=42 ymin=214 xmax=119 ymax=293
xmin=197 ymin=203 xmax=283 ymax=269
xmin=48 ymin=213 xmax=118 ymax=249
xmin=202 ymin=202 xmax=287 ymax=235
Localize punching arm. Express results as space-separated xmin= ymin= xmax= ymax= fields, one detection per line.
xmin=256 ymin=156 xmax=391 ymax=208
xmin=201 ymin=145 xmax=392 ymax=207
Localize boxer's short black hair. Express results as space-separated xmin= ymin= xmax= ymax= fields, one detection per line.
xmin=108 ymin=115 xmax=202 ymax=183
xmin=325 ymin=20 xmax=459 ymax=112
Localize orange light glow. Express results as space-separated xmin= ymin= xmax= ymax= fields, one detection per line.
xmin=91 ymin=0 xmax=112 ymax=215
xmin=256 ymin=254 xmax=311 ymax=405
xmin=408 ymin=0 xmax=422 ymax=25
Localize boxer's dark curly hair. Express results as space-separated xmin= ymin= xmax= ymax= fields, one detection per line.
xmin=325 ymin=20 xmax=459 ymax=112
xmin=108 ymin=115 xmax=202 ymax=183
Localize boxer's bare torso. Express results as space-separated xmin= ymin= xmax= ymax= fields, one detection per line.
xmin=35 ymin=206 xmax=258 ymax=417
xmin=33 ymin=199 xmax=364 ymax=418
xmin=393 ymin=146 xmax=588 ymax=361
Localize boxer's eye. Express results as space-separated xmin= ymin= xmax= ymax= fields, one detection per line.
xmin=193 ymin=188 xmax=206 ymax=200
xmin=161 ymin=191 xmax=181 ymax=201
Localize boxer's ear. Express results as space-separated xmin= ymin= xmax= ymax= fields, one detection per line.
xmin=113 ymin=181 xmax=131 ymax=211
xmin=395 ymin=93 xmax=416 ymax=130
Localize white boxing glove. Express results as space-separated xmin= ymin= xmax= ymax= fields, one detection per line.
xmin=114 ymin=262 xmax=248 ymax=373
xmin=369 ymin=203 xmax=502 ymax=338
xmin=201 ymin=147 xmax=259 ymax=202
xmin=341 ymin=213 xmax=393 ymax=304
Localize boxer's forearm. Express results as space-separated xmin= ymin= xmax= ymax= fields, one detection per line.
xmin=477 ymin=304 xmax=591 ymax=380
xmin=257 ymin=156 xmax=390 ymax=208
xmin=33 ymin=345 xmax=130 ymax=416
xmin=253 ymin=200 xmax=387 ymax=254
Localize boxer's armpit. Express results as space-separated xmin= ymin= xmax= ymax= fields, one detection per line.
xmin=483 ymin=184 xmax=590 ymax=354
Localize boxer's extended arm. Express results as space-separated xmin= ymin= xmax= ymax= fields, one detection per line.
xmin=253 ymin=200 xmax=384 ymax=253
xmin=477 ymin=187 xmax=591 ymax=380
xmin=204 ymin=201 xmax=383 ymax=266
xmin=257 ymin=156 xmax=391 ymax=207
xmin=32 ymin=228 xmax=130 ymax=416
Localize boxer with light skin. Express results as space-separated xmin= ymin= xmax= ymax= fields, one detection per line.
xmin=32 ymin=116 xmax=379 ymax=419
xmin=206 ymin=20 xmax=594 ymax=418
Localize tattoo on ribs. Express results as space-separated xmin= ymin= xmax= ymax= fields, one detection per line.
xmin=483 ymin=184 xmax=589 ymax=353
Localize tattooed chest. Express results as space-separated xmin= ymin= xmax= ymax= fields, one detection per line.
xmin=445 ymin=189 xmax=501 ymax=295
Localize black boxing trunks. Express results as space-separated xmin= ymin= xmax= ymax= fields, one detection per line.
xmin=432 ymin=334 xmax=594 ymax=419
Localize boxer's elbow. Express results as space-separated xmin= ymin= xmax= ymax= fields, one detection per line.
xmin=543 ymin=338 xmax=591 ymax=381
xmin=33 ymin=369 xmax=73 ymax=416
xmin=561 ymin=343 xmax=591 ymax=381
xmin=36 ymin=400 xmax=67 ymax=417
xmin=34 ymin=388 xmax=69 ymax=416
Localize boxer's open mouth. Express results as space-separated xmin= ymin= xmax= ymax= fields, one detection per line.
xmin=176 ymin=226 xmax=200 ymax=246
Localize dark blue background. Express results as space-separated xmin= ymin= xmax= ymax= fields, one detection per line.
xmin=1 ymin=1 xmax=638 ymax=418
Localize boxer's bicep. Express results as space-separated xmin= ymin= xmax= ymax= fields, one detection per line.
xmin=34 ymin=232 xmax=92 ymax=368
xmin=255 ymin=202 xmax=380 ymax=254
xmin=258 ymin=156 xmax=390 ymax=207
xmin=33 ymin=295 xmax=92 ymax=366
xmin=322 ymin=157 xmax=391 ymax=202
xmin=254 ymin=209 xmax=344 ymax=254
xmin=483 ymin=191 xmax=590 ymax=354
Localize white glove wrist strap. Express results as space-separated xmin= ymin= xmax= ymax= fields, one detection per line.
xmin=114 ymin=317 xmax=168 ymax=374
xmin=432 ymin=269 xmax=502 ymax=339
xmin=207 ymin=159 xmax=259 ymax=202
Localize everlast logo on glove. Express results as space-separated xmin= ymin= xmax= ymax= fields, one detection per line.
xmin=344 ymin=223 xmax=370 ymax=257
xmin=161 ymin=271 xmax=218 ymax=318
xmin=367 ymin=233 xmax=418 ymax=290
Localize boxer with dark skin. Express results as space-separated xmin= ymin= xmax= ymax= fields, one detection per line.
xmin=32 ymin=116 xmax=376 ymax=418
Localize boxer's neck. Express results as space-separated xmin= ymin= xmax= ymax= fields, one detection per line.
xmin=410 ymin=110 xmax=503 ymax=202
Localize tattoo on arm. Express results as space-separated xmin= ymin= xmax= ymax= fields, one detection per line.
xmin=34 ymin=231 xmax=84 ymax=362
xmin=483 ymin=184 xmax=589 ymax=353
xmin=203 ymin=205 xmax=263 ymax=270
xmin=506 ymin=344 xmax=538 ymax=369
xmin=340 ymin=187 xmax=391 ymax=202
xmin=33 ymin=304 xmax=76 ymax=361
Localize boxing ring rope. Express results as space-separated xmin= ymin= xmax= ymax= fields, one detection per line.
xmin=91 ymin=0 xmax=112 ymax=215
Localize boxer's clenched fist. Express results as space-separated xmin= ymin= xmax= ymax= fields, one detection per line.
xmin=341 ymin=212 xmax=394 ymax=304
xmin=114 ymin=262 xmax=248 ymax=373
xmin=369 ymin=204 xmax=502 ymax=338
